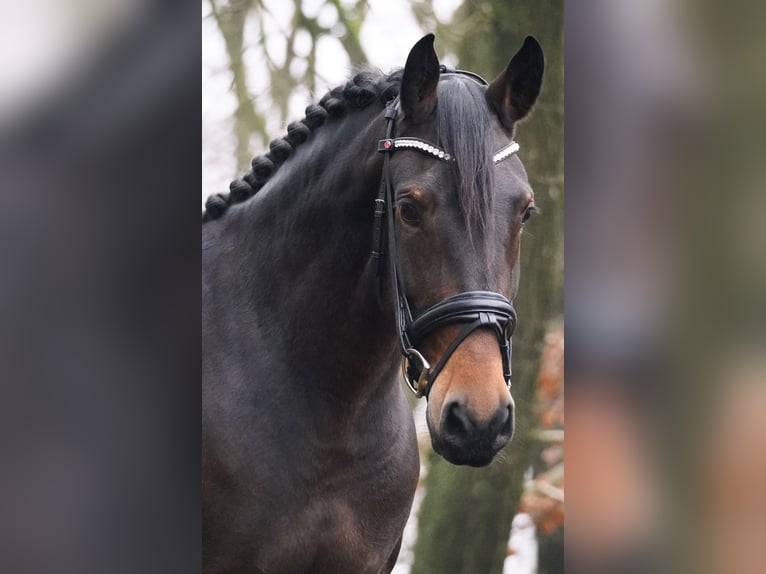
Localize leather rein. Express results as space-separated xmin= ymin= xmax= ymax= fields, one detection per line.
xmin=371 ymin=70 xmax=520 ymax=399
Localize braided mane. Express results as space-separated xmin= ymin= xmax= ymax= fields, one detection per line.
xmin=202 ymin=70 xmax=402 ymax=223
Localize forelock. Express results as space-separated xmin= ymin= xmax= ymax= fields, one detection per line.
xmin=435 ymin=77 xmax=495 ymax=233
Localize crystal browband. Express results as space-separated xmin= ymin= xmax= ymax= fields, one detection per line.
xmin=378 ymin=137 xmax=519 ymax=164
xmin=492 ymin=141 xmax=520 ymax=163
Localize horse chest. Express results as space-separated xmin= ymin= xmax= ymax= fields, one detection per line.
xmin=290 ymin=497 xmax=390 ymax=572
xmin=252 ymin=451 xmax=417 ymax=574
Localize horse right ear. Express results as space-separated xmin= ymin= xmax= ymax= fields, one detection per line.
xmin=400 ymin=34 xmax=440 ymax=123
xmin=487 ymin=36 xmax=544 ymax=131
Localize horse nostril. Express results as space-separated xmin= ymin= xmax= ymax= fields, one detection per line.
xmin=489 ymin=404 xmax=512 ymax=436
xmin=441 ymin=401 xmax=514 ymax=443
xmin=442 ymin=401 xmax=474 ymax=438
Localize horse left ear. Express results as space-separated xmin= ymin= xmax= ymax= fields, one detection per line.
xmin=486 ymin=36 xmax=544 ymax=130
xmin=400 ymin=34 xmax=440 ymax=123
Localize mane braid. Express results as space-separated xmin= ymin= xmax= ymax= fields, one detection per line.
xmin=202 ymin=70 xmax=402 ymax=223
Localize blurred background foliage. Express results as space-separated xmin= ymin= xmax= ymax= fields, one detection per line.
xmin=202 ymin=1 xmax=562 ymax=572
xmin=205 ymin=0 xmax=370 ymax=169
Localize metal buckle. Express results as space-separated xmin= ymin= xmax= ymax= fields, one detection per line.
xmin=401 ymin=348 xmax=430 ymax=398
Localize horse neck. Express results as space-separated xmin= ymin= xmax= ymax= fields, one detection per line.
xmin=212 ymin=106 xmax=401 ymax=399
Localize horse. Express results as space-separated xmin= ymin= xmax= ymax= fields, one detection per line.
xmin=202 ymin=33 xmax=544 ymax=574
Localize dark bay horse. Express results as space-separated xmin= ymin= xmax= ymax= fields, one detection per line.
xmin=203 ymin=34 xmax=544 ymax=574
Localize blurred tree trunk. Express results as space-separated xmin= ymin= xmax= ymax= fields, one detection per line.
xmin=411 ymin=1 xmax=563 ymax=573
xmin=209 ymin=0 xmax=369 ymax=174
xmin=209 ymin=0 xmax=266 ymax=171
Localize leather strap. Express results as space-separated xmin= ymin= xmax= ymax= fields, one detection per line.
xmin=408 ymin=291 xmax=516 ymax=345
xmin=407 ymin=291 xmax=516 ymax=396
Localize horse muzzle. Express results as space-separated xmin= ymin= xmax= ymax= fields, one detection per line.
xmin=429 ymin=397 xmax=515 ymax=467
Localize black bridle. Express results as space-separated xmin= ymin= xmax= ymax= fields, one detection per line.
xmin=371 ymin=69 xmax=520 ymax=399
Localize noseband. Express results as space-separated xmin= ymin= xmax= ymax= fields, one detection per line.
xmin=371 ymin=69 xmax=520 ymax=399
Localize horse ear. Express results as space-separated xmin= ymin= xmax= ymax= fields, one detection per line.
xmin=400 ymin=34 xmax=440 ymax=123
xmin=486 ymin=36 xmax=544 ymax=130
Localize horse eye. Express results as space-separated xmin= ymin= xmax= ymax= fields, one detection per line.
xmin=398 ymin=202 xmax=421 ymax=225
xmin=522 ymin=205 xmax=538 ymax=223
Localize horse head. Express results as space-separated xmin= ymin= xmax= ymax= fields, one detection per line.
xmin=384 ymin=34 xmax=544 ymax=466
